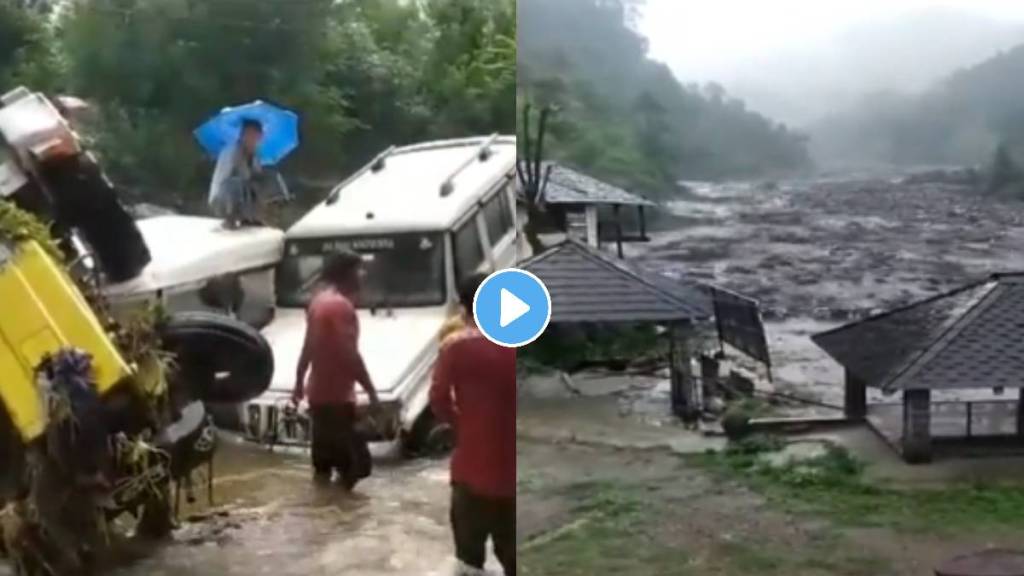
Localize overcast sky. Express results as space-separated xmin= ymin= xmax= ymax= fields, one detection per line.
xmin=642 ymin=0 xmax=1024 ymax=83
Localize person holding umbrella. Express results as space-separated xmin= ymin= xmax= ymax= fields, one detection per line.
xmin=195 ymin=101 xmax=299 ymax=229
xmin=208 ymin=118 xmax=263 ymax=228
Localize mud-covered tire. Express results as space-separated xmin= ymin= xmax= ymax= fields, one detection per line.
xmin=159 ymin=312 xmax=274 ymax=404
xmin=400 ymin=412 xmax=453 ymax=459
xmin=135 ymin=485 xmax=174 ymax=541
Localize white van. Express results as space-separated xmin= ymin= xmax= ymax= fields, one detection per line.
xmin=102 ymin=215 xmax=285 ymax=329
xmin=243 ymin=135 xmax=517 ymax=453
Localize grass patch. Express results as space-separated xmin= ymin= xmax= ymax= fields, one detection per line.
xmin=696 ymin=441 xmax=1024 ymax=533
xmin=520 ymin=481 xmax=693 ymax=576
xmin=521 ymin=477 xmax=895 ymax=576
xmin=719 ymin=540 xmax=893 ymax=576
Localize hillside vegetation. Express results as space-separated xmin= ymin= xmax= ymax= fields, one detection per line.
xmin=518 ymin=0 xmax=811 ymax=199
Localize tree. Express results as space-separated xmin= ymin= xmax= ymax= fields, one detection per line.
xmin=516 ymin=103 xmax=552 ymax=255
xmin=518 ymin=0 xmax=811 ymax=195
xmin=989 ymin=142 xmax=1022 ymax=194
xmin=0 ymin=0 xmax=46 ymax=86
xmin=30 ymin=0 xmax=515 ymax=210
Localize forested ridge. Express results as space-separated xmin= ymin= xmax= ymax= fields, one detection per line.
xmin=812 ymin=41 xmax=1024 ymax=172
xmin=0 ymin=0 xmax=515 ymax=209
xmin=517 ymin=0 xmax=812 ymax=199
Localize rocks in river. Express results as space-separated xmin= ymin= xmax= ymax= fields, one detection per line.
xmin=792 ymin=272 xmax=821 ymax=286
xmin=724 ymin=264 xmax=756 ymax=276
xmin=759 ymin=254 xmax=791 ymax=269
xmin=898 ymin=167 xmax=980 ymax=188
xmin=761 ymin=306 xmax=788 ymax=321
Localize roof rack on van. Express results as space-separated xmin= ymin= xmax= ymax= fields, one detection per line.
xmin=439 ymin=133 xmax=499 ymax=198
xmin=324 ymin=146 xmax=397 ymax=205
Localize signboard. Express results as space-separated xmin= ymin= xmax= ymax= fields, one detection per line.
xmin=287 ymin=235 xmax=438 ymax=257
xmin=711 ymin=287 xmax=772 ymax=376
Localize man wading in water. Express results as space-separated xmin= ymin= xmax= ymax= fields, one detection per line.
xmin=431 ymin=273 xmax=516 ymax=576
xmin=292 ymin=251 xmax=380 ymax=488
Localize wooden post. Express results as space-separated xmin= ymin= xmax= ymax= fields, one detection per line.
xmin=668 ymin=323 xmax=698 ymax=418
xmin=585 ymin=205 xmax=599 ymax=248
xmin=844 ymin=368 xmax=867 ymax=421
xmin=902 ymin=389 xmax=932 ymax=464
xmin=1017 ymin=394 xmax=1024 ymax=437
xmin=668 ymin=326 xmax=681 ymax=417
xmin=613 ymin=205 xmax=624 ymax=258
xmin=679 ymin=325 xmax=695 ymax=412
xmin=638 ymin=205 xmax=647 ymax=240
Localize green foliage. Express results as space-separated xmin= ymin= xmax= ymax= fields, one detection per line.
xmin=3 ymin=0 xmax=515 ymax=211
xmin=518 ymin=0 xmax=811 ymax=199
xmin=0 ymin=200 xmax=61 ymax=260
xmin=699 ymin=443 xmax=1024 ymax=533
xmin=0 ymin=0 xmax=59 ymax=90
xmin=0 ymin=0 xmax=37 ymax=82
xmin=518 ymin=324 xmax=665 ymax=371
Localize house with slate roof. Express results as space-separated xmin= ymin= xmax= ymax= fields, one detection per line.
xmin=522 ymin=239 xmax=771 ymax=418
xmin=518 ymin=163 xmax=654 ymax=258
xmin=812 ymin=273 xmax=1024 ymax=463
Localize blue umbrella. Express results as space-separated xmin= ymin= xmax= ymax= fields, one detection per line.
xmin=194 ymin=100 xmax=299 ymax=166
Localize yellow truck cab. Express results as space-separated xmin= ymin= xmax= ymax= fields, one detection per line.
xmin=0 ymin=238 xmax=132 ymax=443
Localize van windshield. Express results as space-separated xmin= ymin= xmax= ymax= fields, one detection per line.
xmin=276 ymin=233 xmax=446 ymax=309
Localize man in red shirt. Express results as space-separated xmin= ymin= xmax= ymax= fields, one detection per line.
xmin=431 ymin=273 xmax=516 ymax=576
xmin=293 ymin=251 xmax=380 ymax=488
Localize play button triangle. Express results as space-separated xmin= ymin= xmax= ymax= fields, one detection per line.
xmin=499 ymin=288 xmax=530 ymax=328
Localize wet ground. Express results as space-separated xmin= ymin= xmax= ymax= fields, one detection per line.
xmin=104 ymin=436 xmax=497 ymax=576
xmin=632 ymin=175 xmax=1024 ymax=411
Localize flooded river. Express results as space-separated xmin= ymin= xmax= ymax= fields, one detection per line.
xmin=101 ymin=437 xmax=494 ymax=576
xmin=631 ymin=173 xmax=1024 ymax=412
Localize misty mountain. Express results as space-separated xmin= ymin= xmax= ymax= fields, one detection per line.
xmin=810 ymin=40 xmax=1024 ymax=169
xmin=518 ymin=0 xmax=811 ymax=195
xmin=724 ymin=8 xmax=1024 ymax=128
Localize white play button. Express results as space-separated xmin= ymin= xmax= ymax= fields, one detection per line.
xmin=499 ymin=288 xmax=530 ymax=328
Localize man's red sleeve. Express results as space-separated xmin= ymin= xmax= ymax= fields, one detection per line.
xmin=430 ymin=343 xmax=457 ymax=425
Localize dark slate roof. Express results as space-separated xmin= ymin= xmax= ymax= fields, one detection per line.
xmin=812 ymin=274 xmax=1024 ymax=391
xmin=534 ymin=163 xmax=655 ymax=207
xmin=520 ymin=239 xmax=712 ymax=323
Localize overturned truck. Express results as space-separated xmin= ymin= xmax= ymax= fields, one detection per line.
xmin=0 ymin=88 xmax=273 ymax=575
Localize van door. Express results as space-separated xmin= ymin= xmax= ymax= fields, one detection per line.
xmin=452 ymin=208 xmax=490 ymax=287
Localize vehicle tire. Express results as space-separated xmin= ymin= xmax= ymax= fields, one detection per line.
xmin=135 ymin=484 xmax=173 ymax=540
xmin=401 ymin=411 xmax=453 ymax=459
xmin=154 ymin=401 xmax=216 ymax=480
xmin=159 ymin=312 xmax=274 ymax=404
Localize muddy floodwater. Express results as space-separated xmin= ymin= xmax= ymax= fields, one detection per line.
xmin=632 ymin=174 xmax=1024 ymax=412
xmin=102 ymin=437 xmax=493 ymax=576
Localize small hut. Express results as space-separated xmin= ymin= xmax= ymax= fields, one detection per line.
xmin=522 ymin=239 xmax=770 ymax=417
xmin=521 ymin=163 xmax=655 ymax=258
xmin=812 ymin=273 xmax=1024 ymax=463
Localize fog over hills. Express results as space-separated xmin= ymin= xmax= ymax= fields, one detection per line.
xmin=646 ymin=5 xmax=1024 ymax=128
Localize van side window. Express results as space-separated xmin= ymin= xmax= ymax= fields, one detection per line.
xmin=500 ymin=186 xmax=515 ymax=228
xmin=482 ymin=190 xmax=513 ymax=246
xmin=454 ymin=214 xmax=485 ymax=283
